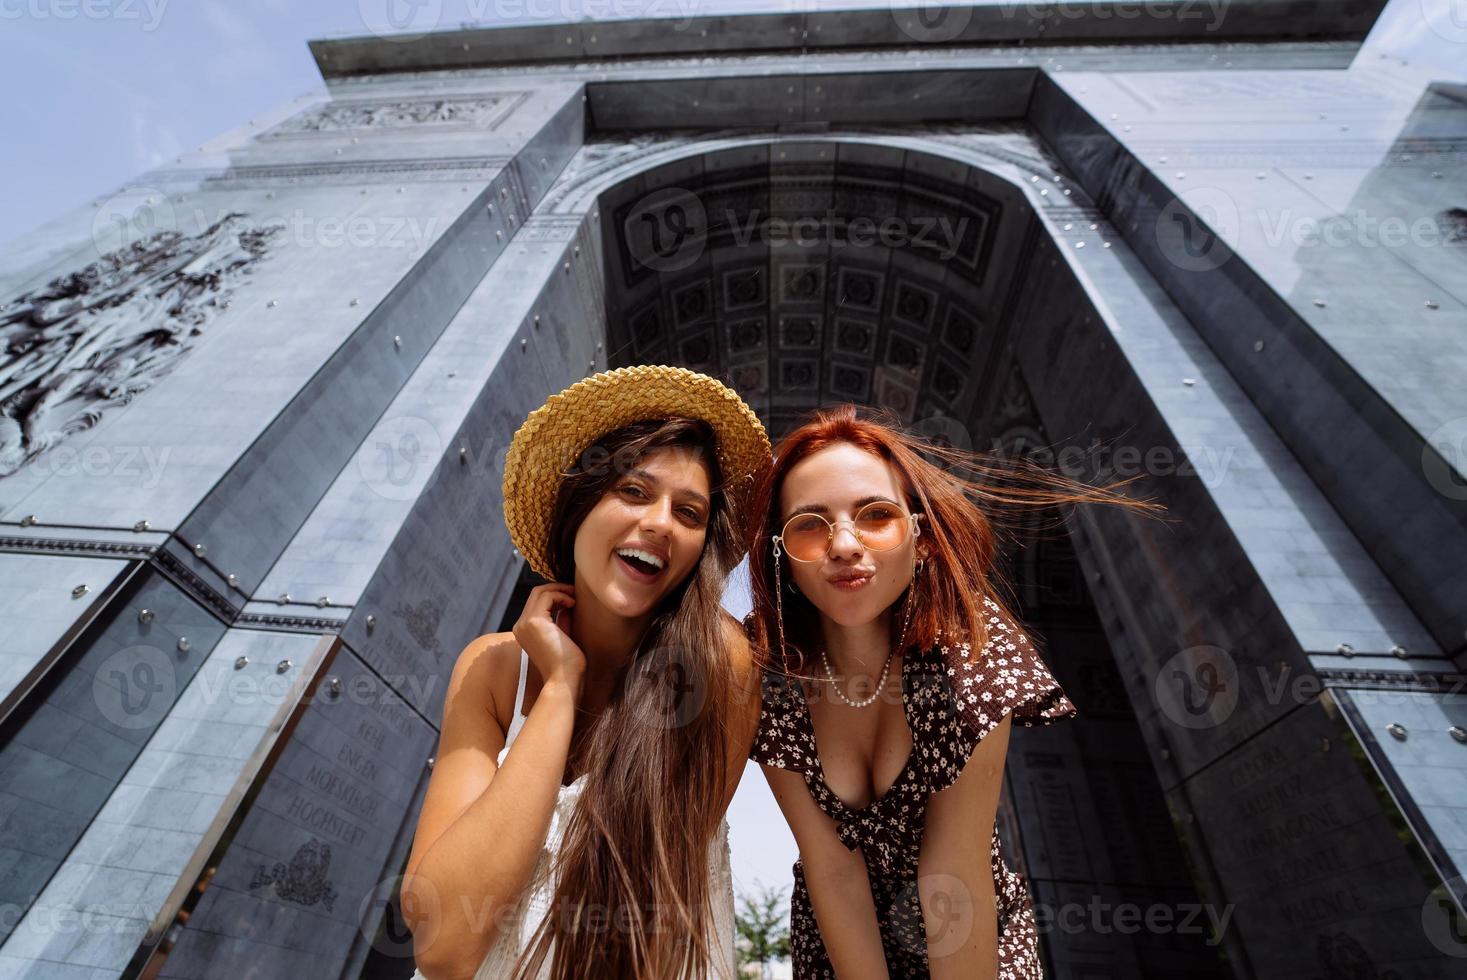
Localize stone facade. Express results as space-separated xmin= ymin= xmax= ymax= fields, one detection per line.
xmin=0 ymin=3 xmax=1462 ymax=977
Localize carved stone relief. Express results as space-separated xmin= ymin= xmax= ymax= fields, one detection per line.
xmin=263 ymin=93 xmax=526 ymax=139
xmin=0 ymin=214 xmax=282 ymax=477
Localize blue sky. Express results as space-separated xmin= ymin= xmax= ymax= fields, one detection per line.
xmin=0 ymin=0 xmax=1459 ymax=244
xmin=0 ymin=0 xmax=970 ymax=243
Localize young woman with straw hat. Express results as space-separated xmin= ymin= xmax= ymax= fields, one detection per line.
xmin=403 ymin=365 xmax=773 ymax=980
xmin=743 ymin=405 xmax=1166 ymax=979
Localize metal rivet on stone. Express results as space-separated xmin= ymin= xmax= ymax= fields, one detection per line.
xmin=177 ymin=637 xmax=191 ymax=652
xmin=1386 ymin=723 xmax=1407 ymax=741
xmin=226 ymin=573 xmax=237 ymax=586
xmin=1183 ymin=378 xmax=1196 ymax=386
xmin=279 ymin=593 xmax=292 ymax=604
xmin=520 ymin=338 xmax=528 ymax=351
xmin=366 ymin=614 xmax=376 ymax=633
xmin=19 ymin=514 xmax=35 ymax=527
xmin=277 ymin=658 xmax=293 ymax=673
xmin=1450 ymin=726 xmax=1467 ymax=744
xmin=235 ymin=655 xmax=249 ymax=670
xmin=1253 ymin=340 xmax=1265 ymax=352
xmin=1391 ymin=645 xmax=1408 ymax=658
xmin=1313 ymin=299 xmax=1327 ymax=308
xmin=350 ymin=298 xmax=359 ymax=306
xmin=1425 ymin=300 xmax=1439 ymax=309
xmin=1103 ymin=242 xmax=1112 ymax=248
xmin=267 ymin=299 xmax=276 ymax=308
xmin=133 ymin=519 xmax=150 ymax=532
xmin=317 ymin=596 xmax=331 ymax=608
xmin=394 ymin=336 xmax=402 ymax=348
xmin=72 ymin=584 xmax=88 ymax=598
xmin=1337 ymin=643 xmax=1354 ymax=657
xmin=194 ymin=542 xmax=206 ymax=557
xmin=460 ymin=446 xmax=468 ymax=463
xmin=533 ymin=315 xmax=541 ymax=328
xmin=327 ymin=676 xmax=342 ymax=697
xmin=138 ymin=608 xmax=154 ymax=624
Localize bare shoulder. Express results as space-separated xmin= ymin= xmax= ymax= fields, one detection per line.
xmin=445 ymin=631 xmax=523 ymax=734
xmin=718 ymin=609 xmax=756 ymax=679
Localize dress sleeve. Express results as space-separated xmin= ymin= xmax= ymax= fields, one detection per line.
xmin=747 ymin=667 xmax=821 ymax=775
xmin=917 ymin=596 xmax=1077 ymax=793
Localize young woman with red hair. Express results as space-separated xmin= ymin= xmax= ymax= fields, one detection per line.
xmin=744 ymin=404 xmax=1164 ymax=979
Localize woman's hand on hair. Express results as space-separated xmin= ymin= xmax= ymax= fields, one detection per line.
xmin=512 ymin=583 xmax=586 ymax=688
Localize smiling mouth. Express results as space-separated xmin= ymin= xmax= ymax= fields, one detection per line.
xmin=615 ymin=551 xmax=666 ymax=582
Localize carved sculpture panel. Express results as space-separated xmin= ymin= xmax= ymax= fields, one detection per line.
xmin=0 ymin=214 xmax=282 ymax=476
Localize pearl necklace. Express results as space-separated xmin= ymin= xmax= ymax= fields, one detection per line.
xmin=818 ymin=587 xmax=915 ymax=709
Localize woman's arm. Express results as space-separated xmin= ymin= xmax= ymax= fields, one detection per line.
xmin=917 ymin=712 xmax=1013 ymax=979
xmin=762 ymin=764 xmax=891 ymax=980
xmin=401 ymin=633 xmax=581 ymax=980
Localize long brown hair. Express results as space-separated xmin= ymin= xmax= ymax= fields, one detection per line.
xmin=512 ymin=417 xmax=743 ymax=980
xmin=746 ymin=404 xmax=1171 ymax=679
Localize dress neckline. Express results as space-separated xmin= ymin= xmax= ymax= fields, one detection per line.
xmin=796 ymin=642 xmax=922 ymax=814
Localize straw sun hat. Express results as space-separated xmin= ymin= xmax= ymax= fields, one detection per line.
xmin=502 ymin=365 xmax=773 ymax=581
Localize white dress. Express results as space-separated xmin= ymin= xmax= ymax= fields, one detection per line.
xmin=411 ymin=649 xmax=738 ymax=980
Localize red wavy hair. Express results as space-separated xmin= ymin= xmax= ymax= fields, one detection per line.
xmin=744 ymin=404 xmax=1170 ymax=676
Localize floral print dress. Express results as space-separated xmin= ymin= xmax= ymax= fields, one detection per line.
xmin=750 ymin=596 xmax=1077 ymax=979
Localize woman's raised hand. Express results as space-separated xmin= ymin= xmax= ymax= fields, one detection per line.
xmin=511 ymin=583 xmax=586 ymax=687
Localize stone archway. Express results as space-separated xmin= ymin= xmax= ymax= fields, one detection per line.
xmin=530 ymin=132 xmax=1233 ymax=974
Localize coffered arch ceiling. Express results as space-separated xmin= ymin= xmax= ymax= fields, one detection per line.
xmin=593 ymin=140 xmax=1041 ymax=442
